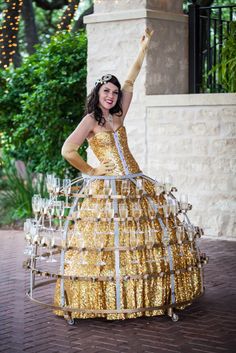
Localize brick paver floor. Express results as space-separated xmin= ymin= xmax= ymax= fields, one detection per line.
xmin=0 ymin=230 xmax=235 ymax=353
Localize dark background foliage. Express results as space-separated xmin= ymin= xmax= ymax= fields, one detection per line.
xmin=0 ymin=31 xmax=88 ymax=178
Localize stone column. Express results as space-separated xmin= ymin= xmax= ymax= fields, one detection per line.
xmin=84 ymin=0 xmax=188 ymax=94
xmin=145 ymin=0 xmax=188 ymax=94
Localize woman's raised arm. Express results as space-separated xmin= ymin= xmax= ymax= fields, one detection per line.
xmin=121 ymin=28 xmax=154 ymax=120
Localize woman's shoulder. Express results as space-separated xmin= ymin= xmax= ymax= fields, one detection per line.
xmin=82 ymin=113 xmax=95 ymax=124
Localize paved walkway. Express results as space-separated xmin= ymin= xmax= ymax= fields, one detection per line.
xmin=0 ymin=230 xmax=235 ymax=353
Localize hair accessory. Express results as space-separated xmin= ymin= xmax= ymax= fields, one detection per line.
xmin=95 ymin=74 xmax=112 ymax=86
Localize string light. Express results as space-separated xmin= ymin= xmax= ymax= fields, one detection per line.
xmin=56 ymin=0 xmax=80 ymax=32
xmin=0 ymin=0 xmax=23 ymax=68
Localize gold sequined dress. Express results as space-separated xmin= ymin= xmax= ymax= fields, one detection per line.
xmin=54 ymin=126 xmax=206 ymax=320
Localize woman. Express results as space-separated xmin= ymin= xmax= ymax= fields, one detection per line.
xmin=54 ymin=28 xmax=206 ymax=322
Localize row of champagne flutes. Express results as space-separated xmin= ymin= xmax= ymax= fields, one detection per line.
xmin=77 ymin=200 xmax=141 ymax=219
xmin=84 ymin=178 xmax=143 ymax=197
xmin=69 ymin=220 xmax=196 ymax=267
xmin=46 ymin=174 xmax=71 ymax=206
xmin=77 ymin=193 xmax=188 ymax=223
xmin=23 ymin=218 xmax=60 ymax=263
xmin=32 ymin=194 xmax=65 ymax=229
xmin=85 ymin=176 xmax=173 ymax=197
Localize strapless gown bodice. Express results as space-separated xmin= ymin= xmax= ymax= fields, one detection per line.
xmin=89 ymin=126 xmax=141 ymax=176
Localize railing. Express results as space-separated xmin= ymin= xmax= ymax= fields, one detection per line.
xmin=188 ymin=1 xmax=236 ymax=93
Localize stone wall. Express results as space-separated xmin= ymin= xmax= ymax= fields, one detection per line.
xmin=143 ymin=93 xmax=236 ymax=239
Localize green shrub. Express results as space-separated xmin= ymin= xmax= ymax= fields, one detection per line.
xmin=209 ymin=22 xmax=236 ymax=93
xmin=0 ymin=30 xmax=88 ymax=178
xmin=0 ymin=156 xmax=47 ymax=227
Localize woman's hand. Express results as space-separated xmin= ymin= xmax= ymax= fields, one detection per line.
xmin=93 ymin=160 xmax=116 ymax=176
xmin=140 ymin=28 xmax=154 ymax=49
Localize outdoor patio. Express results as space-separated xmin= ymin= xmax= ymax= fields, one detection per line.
xmin=0 ymin=230 xmax=235 ymax=353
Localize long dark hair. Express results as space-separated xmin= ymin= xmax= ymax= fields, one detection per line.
xmin=85 ymin=74 xmax=123 ymax=126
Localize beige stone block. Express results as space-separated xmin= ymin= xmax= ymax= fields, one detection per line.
xmin=190 ymin=157 xmax=213 ymax=174
xmin=191 ymin=121 xmax=220 ymax=136
xmin=148 ymin=141 xmax=171 ymax=155
xmin=196 ymin=108 xmax=219 ymax=120
xmin=150 ymin=123 xmax=183 ymax=136
xmin=230 ymin=159 xmax=236 ymax=174
xmin=210 ymin=138 xmax=236 ymax=156
xmin=218 ymin=107 xmax=236 ymax=122
xmin=210 ymin=157 xmax=232 ymax=174
xmin=209 ymin=174 xmax=232 ymax=193
xmin=192 ymin=138 xmax=209 ymax=155
xmin=211 ymin=198 xmax=236 ymax=212
xmin=220 ymin=122 xmax=236 ymax=137
xmin=149 ymin=108 xmax=195 ymax=126
xmin=208 ymin=213 xmax=236 ymax=237
xmin=147 ymin=161 xmax=180 ymax=180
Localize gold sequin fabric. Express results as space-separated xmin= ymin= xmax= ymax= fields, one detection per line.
xmin=54 ymin=127 xmax=205 ymax=320
xmin=89 ymin=126 xmax=141 ymax=175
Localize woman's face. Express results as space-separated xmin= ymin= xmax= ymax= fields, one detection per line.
xmin=98 ymin=82 xmax=119 ymax=111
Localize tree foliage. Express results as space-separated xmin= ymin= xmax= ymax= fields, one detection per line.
xmin=210 ymin=22 xmax=236 ymax=92
xmin=0 ymin=0 xmax=93 ymax=67
xmin=0 ymin=30 xmax=88 ymax=178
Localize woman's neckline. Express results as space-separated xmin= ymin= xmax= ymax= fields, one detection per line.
xmin=88 ymin=125 xmax=125 ymax=141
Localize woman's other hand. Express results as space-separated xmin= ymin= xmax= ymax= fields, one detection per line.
xmin=93 ymin=160 xmax=116 ymax=176
xmin=140 ymin=28 xmax=154 ymax=48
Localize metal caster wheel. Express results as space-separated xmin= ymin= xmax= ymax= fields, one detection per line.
xmin=171 ymin=313 xmax=179 ymax=322
xmin=67 ymin=319 xmax=75 ymax=326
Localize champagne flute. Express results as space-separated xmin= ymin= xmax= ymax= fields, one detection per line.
xmin=41 ymin=234 xmax=51 ymax=262
xmin=47 ymin=201 xmax=55 ymax=230
xmin=119 ymin=203 xmax=128 ymax=220
xmin=154 ymin=179 xmax=164 ymax=200
xmin=95 ymin=224 xmax=106 ymax=266
xmin=176 ymin=225 xmax=184 ymax=256
xmin=104 ymin=179 xmax=112 ymax=197
xmin=129 ymin=228 xmax=138 ymax=264
xmin=136 ymin=179 xmax=143 ymax=196
xmin=132 ymin=202 xmax=142 ymax=237
xmin=169 ymin=198 xmax=179 ymax=227
xmin=121 ymin=179 xmax=130 ymax=197
xmin=32 ymin=194 xmax=42 ymax=224
xmin=29 ymin=222 xmax=38 ymax=258
xmin=105 ymin=201 xmax=114 ymax=235
xmin=187 ymin=225 xmax=195 ymax=253
xmin=23 ymin=219 xmax=34 ymax=255
xmin=180 ymin=193 xmax=188 ymax=213
xmin=63 ymin=178 xmax=71 ymax=207
xmin=41 ymin=198 xmax=49 ymax=228
xmin=46 ymin=232 xmax=57 ymax=263
xmin=55 ymin=200 xmax=65 ymax=229
xmin=84 ymin=181 xmax=93 ymax=197
xmin=145 ymin=227 xmax=155 ymax=263
xmin=46 ymin=174 xmax=54 ymax=199
xmin=163 ymin=199 xmax=171 ymax=229
xmin=164 ymin=175 xmax=173 ymax=194
xmin=52 ymin=177 xmax=61 ymax=198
